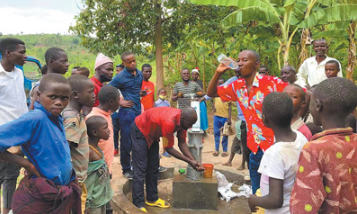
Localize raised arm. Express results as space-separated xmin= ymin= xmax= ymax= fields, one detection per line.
xmin=207 ymin=63 xmax=230 ymax=97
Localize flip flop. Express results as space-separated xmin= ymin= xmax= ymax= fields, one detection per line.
xmin=140 ymin=207 xmax=148 ymax=212
xmin=213 ymin=151 xmax=219 ymax=156
xmin=145 ymin=198 xmax=171 ymax=208
xmin=221 ymin=152 xmax=228 ymax=157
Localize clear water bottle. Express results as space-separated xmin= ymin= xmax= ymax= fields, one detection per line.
xmin=217 ymin=54 xmax=239 ymax=70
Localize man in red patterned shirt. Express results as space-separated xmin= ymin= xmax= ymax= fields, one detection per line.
xmin=207 ymin=50 xmax=287 ymax=194
xmin=130 ymin=107 xmax=205 ymax=212
xmin=290 ymin=77 xmax=357 ymax=213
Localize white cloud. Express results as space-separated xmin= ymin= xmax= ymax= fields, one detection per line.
xmin=0 ymin=6 xmax=76 ymax=35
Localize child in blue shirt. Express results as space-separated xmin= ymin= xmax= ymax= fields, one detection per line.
xmin=0 ymin=73 xmax=81 ymax=214
xmin=155 ymin=88 xmax=170 ymax=107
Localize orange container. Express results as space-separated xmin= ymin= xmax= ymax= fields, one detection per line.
xmin=203 ymin=163 xmax=214 ymax=178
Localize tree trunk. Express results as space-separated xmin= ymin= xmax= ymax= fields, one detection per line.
xmin=299 ymin=29 xmax=310 ymax=68
xmin=203 ymin=52 xmax=206 ymax=91
xmin=347 ymin=21 xmax=356 ymax=81
xmin=154 ymin=0 xmax=164 ymax=89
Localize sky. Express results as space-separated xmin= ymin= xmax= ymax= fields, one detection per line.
xmin=0 ymin=0 xmax=82 ymax=35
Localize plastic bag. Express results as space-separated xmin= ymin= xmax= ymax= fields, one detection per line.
xmin=215 ymin=171 xmax=252 ymax=202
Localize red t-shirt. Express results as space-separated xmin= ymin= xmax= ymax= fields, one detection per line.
xmin=141 ymin=80 xmax=155 ymax=111
xmin=90 ymin=76 xmax=103 ymax=107
xmin=217 ymin=75 xmax=288 ymax=153
xmin=135 ymin=107 xmax=186 ymax=149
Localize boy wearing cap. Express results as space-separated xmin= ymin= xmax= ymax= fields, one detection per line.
xmin=90 ymin=53 xmax=114 ymax=107
xmin=191 ymin=68 xmax=203 ymax=89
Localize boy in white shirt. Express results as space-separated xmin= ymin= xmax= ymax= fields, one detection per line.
xmin=0 ymin=38 xmax=28 ymax=214
xmin=248 ymin=92 xmax=308 ymax=213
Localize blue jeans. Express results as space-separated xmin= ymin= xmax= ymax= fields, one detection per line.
xmin=111 ymin=111 xmax=120 ymax=150
xmin=249 ymin=148 xmax=263 ymax=194
xmin=119 ymin=109 xmax=138 ymax=173
xmin=213 ymin=115 xmax=228 ymax=152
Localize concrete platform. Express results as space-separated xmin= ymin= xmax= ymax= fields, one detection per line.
xmin=172 ymin=172 xmax=218 ymax=210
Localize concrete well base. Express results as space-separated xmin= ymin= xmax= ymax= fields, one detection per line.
xmin=172 ymin=172 xmax=218 ymax=210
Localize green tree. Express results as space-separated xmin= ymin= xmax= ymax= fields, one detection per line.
xmin=299 ymin=3 xmax=357 ymax=80
xmin=71 ymin=0 xmax=234 ymax=89
xmin=188 ymin=0 xmax=337 ymax=69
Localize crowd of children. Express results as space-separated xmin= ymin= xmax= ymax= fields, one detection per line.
xmin=1 ymin=35 xmax=357 ymax=214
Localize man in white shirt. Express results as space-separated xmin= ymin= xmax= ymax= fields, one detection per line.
xmin=0 ymin=38 xmax=28 ymax=214
xmin=296 ymin=39 xmax=343 ymax=88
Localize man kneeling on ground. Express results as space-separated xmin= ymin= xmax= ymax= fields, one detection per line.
xmin=130 ymin=107 xmax=205 ymax=212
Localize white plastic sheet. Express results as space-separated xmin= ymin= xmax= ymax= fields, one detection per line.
xmin=215 ymin=171 xmax=252 ymax=202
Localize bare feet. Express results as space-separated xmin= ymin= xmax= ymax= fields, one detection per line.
xmin=237 ymin=164 xmax=245 ymax=171
xmin=222 ymin=162 xmax=232 ymax=166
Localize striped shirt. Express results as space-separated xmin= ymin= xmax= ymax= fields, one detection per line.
xmin=173 ymin=81 xmax=202 ymax=109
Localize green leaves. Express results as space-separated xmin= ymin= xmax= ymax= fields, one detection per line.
xmin=188 ymin=0 xmax=271 ymax=9
xmin=299 ymin=4 xmax=357 ymax=28
xmin=221 ymin=6 xmax=280 ymax=27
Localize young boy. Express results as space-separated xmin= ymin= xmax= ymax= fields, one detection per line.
xmin=85 ymin=116 xmax=113 ymax=214
xmin=290 ymin=77 xmax=357 ymax=213
xmin=72 ymin=67 xmax=90 ymax=78
xmin=0 ymin=73 xmax=81 ymax=213
xmin=155 ymin=88 xmax=170 ymax=107
xmin=283 ymin=84 xmax=312 ymax=140
xmin=248 ymin=92 xmax=308 ymax=213
xmin=212 ymin=78 xmax=231 ymax=157
xmin=0 ymin=38 xmax=28 ymax=214
xmin=140 ymin=64 xmax=155 ymax=111
xmin=324 ymin=59 xmax=340 ymax=78
xmin=30 ymin=47 xmax=70 ymax=110
xmin=86 ymin=85 xmax=120 ymax=175
xmin=62 ymin=75 xmax=96 ymax=212
xmin=345 ymin=113 xmax=356 ymax=133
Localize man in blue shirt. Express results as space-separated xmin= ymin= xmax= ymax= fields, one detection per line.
xmin=109 ymin=51 xmax=143 ymax=180
xmin=0 ymin=74 xmax=80 ymax=213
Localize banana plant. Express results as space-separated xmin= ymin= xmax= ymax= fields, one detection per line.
xmin=299 ymin=3 xmax=357 ymax=80
xmin=188 ymin=0 xmax=333 ymax=69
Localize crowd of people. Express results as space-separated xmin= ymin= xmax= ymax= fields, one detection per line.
xmin=0 ymin=36 xmax=356 ymax=214
xmin=0 ymin=38 xmax=204 ymax=214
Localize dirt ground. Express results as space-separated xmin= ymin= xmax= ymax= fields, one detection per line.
xmin=111 ymin=131 xmax=250 ymax=213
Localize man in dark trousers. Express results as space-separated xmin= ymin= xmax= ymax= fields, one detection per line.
xmin=109 ymin=51 xmax=143 ymax=180
xmin=130 ymin=107 xmax=205 ymax=212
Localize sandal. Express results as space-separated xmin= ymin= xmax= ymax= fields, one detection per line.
xmin=213 ymin=151 xmax=219 ymax=156
xmin=140 ymin=207 xmax=148 ymax=212
xmin=145 ymin=198 xmax=170 ymax=208
xmin=221 ymin=152 xmax=228 ymax=157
